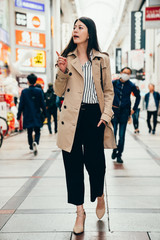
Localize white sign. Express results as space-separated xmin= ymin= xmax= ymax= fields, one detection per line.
xmin=27 ymin=13 xmax=45 ymax=30
xmin=130 ymin=50 xmax=144 ymax=70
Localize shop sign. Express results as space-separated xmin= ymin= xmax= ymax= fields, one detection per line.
xmin=16 ymin=75 xmax=28 ymax=88
xmin=130 ymin=49 xmax=145 ymax=71
xmin=131 ymin=11 xmax=145 ymax=50
xmin=145 ymin=6 xmax=160 ymax=28
xmin=15 ymin=30 xmax=46 ymax=48
xmin=16 ymin=48 xmax=46 ymax=68
xmin=0 ymin=41 xmax=10 ymax=63
xmin=15 ymin=0 xmax=45 ymax=12
xmin=115 ymin=48 xmax=122 ymax=74
xmin=36 ymin=77 xmax=44 ymax=89
xmin=15 ymin=12 xmax=27 ymax=27
xmin=0 ymin=28 xmax=10 ymax=45
xmin=27 ymin=13 xmax=45 ymax=30
xmin=15 ymin=12 xmax=45 ymax=30
xmin=32 ymin=50 xmax=46 ymax=67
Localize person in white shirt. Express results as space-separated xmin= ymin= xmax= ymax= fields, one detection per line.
xmin=144 ymin=84 xmax=160 ymax=134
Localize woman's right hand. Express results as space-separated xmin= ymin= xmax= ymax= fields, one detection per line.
xmin=56 ymin=51 xmax=68 ymax=73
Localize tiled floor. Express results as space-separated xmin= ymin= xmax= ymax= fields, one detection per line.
xmin=0 ymin=116 xmax=160 ymax=240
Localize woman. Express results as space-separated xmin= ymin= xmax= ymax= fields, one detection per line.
xmin=55 ymin=17 xmax=116 ymax=235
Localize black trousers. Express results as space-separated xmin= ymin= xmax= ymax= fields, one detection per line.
xmin=62 ymin=104 xmax=106 ymax=206
xmin=47 ymin=107 xmax=57 ymax=134
xmin=132 ymin=108 xmax=140 ymax=130
xmin=147 ymin=110 xmax=158 ymax=131
xmin=112 ymin=107 xmax=130 ymax=157
xmin=27 ymin=127 xmax=41 ymax=150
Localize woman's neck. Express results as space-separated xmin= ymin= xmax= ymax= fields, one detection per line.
xmin=77 ymin=43 xmax=89 ymax=65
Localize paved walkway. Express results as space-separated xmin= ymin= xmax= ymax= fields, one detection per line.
xmin=0 ymin=113 xmax=160 ymax=240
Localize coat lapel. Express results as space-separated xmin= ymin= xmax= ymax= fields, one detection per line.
xmin=70 ymin=57 xmax=83 ymax=78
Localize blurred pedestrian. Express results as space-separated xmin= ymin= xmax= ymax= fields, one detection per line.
xmin=55 ymin=17 xmax=116 ymax=235
xmin=144 ymin=83 xmax=160 ymax=134
xmin=112 ymin=67 xmax=141 ymax=163
xmin=35 ymin=83 xmax=45 ymax=125
xmin=44 ymin=83 xmax=58 ymax=134
xmin=132 ymin=86 xmax=140 ymax=133
xmin=17 ymin=74 xmax=46 ymax=155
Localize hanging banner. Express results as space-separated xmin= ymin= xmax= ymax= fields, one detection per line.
xmin=15 ymin=0 xmax=45 ymax=12
xmin=15 ymin=30 xmax=46 ymax=48
xmin=131 ymin=11 xmax=145 ymax=50
xmin=145 ymin=6 xmax=160 ymax=29
xmin=115 ymin=48 xmax=122 ymax=74
xmin=130 ymin=49 xmax=145 ymax=71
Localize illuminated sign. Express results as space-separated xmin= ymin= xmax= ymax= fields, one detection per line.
xmin=15 ymin=0 xmax=45 ymax=12
xmin=115 ymin=48 xmax=122 ymax=74
xmin=16 ymin=48 xmax=46 ymax=68
xmin=15 ymin=30 xmax=46 ymax=48
xmin=32 ymin=50 xmax=46 ymax=67
xmin=15 ymin=12 xmax=27 ymax=27
xmin=0 ymin=41 xmax=10 ymax=63
xmin=15 ymin=12 xmax=45 ymax=30
xmin=27 ymin=13 xmax=45 ymax=30
xmin=131 ymin=11 xmax=145 ymax=50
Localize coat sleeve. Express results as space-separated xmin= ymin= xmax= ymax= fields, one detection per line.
xmin=100 ymin=55 xmax=114 ymax=123
xmin=132 ymin=85 xmax=141 ymax=111
xmin=54 ymin=68 xmax=70 ymax=97
xmin=17 ymin=90 xmax=24 ymax=120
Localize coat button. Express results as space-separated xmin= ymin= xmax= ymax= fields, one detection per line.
xmin=69 ymin=72 xmax=72 ymax=76
xmin=61 ymin=121 xmax=64 ymax=125
xmin=64 ymin=105 xmax=67 ymax=109
xmin=97 ymin=57 xmax=100 ymax=61
xmin=67 ymin=88 xmax=70 ymax=92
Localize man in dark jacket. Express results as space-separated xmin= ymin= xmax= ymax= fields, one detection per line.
xmin=144 ymin=84 xmax=160 ymax=134
xmin=45 ymin=83 xmax=58 ymax=134
xmin=112 ymin=67 xmax=141 ymax=164
xmin=17 ymin=74 xmax=46 ymax=155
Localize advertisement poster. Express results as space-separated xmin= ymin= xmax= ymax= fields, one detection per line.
xmin=16 ymin=30 xmax=46 ymax=48
xmin=16 ymin=48 xmax=46 ymax=73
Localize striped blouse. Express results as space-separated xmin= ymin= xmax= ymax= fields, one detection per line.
xmin=82 ymin=60 xmax=99 ymax=104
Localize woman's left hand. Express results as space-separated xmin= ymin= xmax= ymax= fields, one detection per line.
xmin=97 ymin=119 xmax=107 ymax=127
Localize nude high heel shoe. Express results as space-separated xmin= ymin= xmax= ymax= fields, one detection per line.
xmin=73 ymin=210 xmax=86 ymax=235
xmin=96 ymin=194 xmax=105 ymax=219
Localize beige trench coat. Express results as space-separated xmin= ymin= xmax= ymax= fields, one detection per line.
xmin=54 ymin=48 xmax=116 ymax=153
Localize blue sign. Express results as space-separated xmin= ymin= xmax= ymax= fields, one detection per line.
xmin=15 ymin=0 xmax=45 ymax=12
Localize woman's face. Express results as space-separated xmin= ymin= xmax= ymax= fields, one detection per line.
xmin=72 ymin=20 xmax=89 ymax=45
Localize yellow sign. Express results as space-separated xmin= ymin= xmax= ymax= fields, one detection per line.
xmin=32 ymin=50 xmax=46 ymax=67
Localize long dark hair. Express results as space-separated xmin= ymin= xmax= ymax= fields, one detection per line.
xmin=62 ymin=17 xmax=101 ymax=60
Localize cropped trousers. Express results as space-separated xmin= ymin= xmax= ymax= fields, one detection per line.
xmin=62 ymin=103 xmax=106 ymax=206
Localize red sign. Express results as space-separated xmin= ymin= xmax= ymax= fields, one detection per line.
xmin=145 ymin=6 xmax=160 ymax=21
xmin=32 ymin=16 xmax=41 ymax=28
xmin=36 ymin=78 xmax=44 ymax=89
xmin=15 ymin=30 xmax=46 ymax=48
xmin=0 ymin=42 xmax=10 ymax=63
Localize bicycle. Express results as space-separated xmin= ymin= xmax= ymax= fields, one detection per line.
xmin=0 ymin=116 xmax=9 ymax=148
